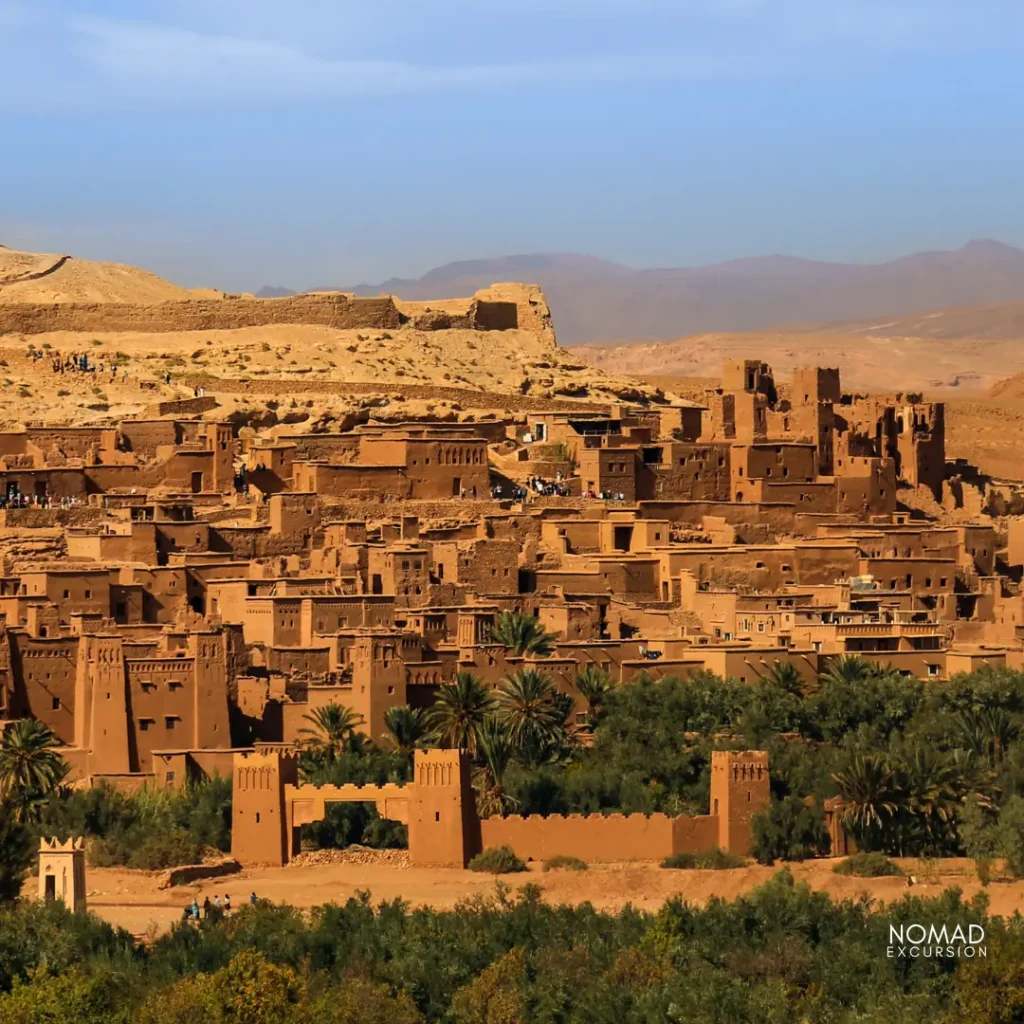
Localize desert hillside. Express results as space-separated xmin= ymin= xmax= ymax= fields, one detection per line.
xmin=782 ymin=299 xmax=1024 ymax=342
xmin=259 ymin=239 xmax=1024 ymax=343
xmin=578 ymin=295 xmax=1024 ymax=395
xmin=0 ymin=246 xmax=196 ymax=304
xmin=0 ymin=249 xmax=666 ymax=430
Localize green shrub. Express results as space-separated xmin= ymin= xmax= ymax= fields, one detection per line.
xmin=468 ymin=846 xmax=528 ymax=874
xmin=543 ymin=855 xmax=588 ymax=872
xmin=752 ymin=796 xmax=830 ymax=865
xmin=660 ymin=848 xmax=747 ymax=870
xmin=0 ymin=805 xmax=33 ymax=903
xmin=833 ymin=852 xmax=903 ymax=877
xmin=127 ymin=829 xmax=202 ymax=870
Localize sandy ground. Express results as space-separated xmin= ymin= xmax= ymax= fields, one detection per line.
xmin=0 ymin=249 xmax=195 ymax=304
xmin=29 ymin=857 xmax=1024 ymax=938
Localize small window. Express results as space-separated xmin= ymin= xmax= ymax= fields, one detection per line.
xmin=165 ymin=716 xmax=178 ymax=729
xmin=51 ymin=697 xmax=60 ymax=711
xmin=62 ymin=589 xmax=70 ymax=599
xmin=84 ymin=590 xmax=92 ymax=599
xmin=139 ymin=718 xmax=154 ymax=732
xmin=927 ymin=664 xmax=939 ymax=678
xmin=940 ymin=577 xmax=948 ymax=587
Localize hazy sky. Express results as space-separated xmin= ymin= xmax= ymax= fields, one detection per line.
xmin=3 ymin=0 xmax=1024 ymax=290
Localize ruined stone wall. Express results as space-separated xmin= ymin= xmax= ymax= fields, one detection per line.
xmin=320 ymin=498 xmax=505 ymax=521
xmin=0 ymin=293 xmax=402 ymax=336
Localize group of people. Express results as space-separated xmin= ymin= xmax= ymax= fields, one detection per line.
xmin=48 ymin=350 xmax=129 ymax=384
xmin=584 ymin=489 xmax=627 ymax=501
xmin=0 ymin=491 xmax=81 ymax=510
xmin=525 ymin=474 xmax=571 ymax=498
xmin=183 ymin=891 xmax=260 ymax=924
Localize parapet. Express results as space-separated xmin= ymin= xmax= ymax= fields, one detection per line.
xmin=39 ymin=836 xmax=86 ymax=852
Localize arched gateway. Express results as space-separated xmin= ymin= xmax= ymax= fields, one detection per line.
xmin=231 ymin=748 xmax=769 ymax=868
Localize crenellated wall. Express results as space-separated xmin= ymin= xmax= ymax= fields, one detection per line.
xmin=480 ymin=811 xmax=719 ymax=863
xmin=231 ymin=747 xmax=768 ymax=868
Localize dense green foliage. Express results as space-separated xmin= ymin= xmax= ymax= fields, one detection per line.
xmin=1 ymin=873 xmax=1022 ymax=1021
xmin=26 ymin=664 xmax=1024 ymax=872
xmin=493 ymin=665 xmax=1024 ymax=866
xmin=32 ymin=778 xmax=232 ymax=870
xmin=752 ymin=795 xmax=831 ymax=865
xmin=0 ymin=802 xmax=33 ymax=903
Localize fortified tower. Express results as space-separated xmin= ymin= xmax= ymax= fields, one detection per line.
xmin=39 ymin=837 xmax=87 ymax=912
xmin=231 ymin=748 xmax=296 ymax=867
xmin=74 ymin=633 xmax=130 ymax=775
xmin=408 ymin=748 xmax=480 ymax=868
xmin=710 ymin=749 xmax=770 ymax=855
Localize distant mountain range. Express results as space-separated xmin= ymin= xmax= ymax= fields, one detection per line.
xmin=256 ymin=240 xmax=1024 ymax=345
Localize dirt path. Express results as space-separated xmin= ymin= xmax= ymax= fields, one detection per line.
xmin=41 ymin=857 xmax=1024 ymax=937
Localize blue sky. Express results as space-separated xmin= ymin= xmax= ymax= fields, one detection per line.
xmin=2 ymin=0 xmax=1024 ymax=290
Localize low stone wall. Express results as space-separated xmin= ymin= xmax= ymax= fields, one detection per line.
xmin=321 ymin=498 xmax=506 ymax=521
xmin=183 ymin=377 xmax=611 ymax=414
xmin=0 ymin=293 xmax=402 ymax=336
xmin=158 ymin=858 xmax=242 ymax=889
xmin=0 ymin=506 xmax=104 ymax=528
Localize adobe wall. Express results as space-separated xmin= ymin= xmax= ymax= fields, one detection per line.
xmin=0 ymin=293 xmax=402 ymax=336
xmin=638 ymin=500 xmax=798 ymax=537
xmin=479 ymin=811 xmax=719 ymax=863
xmin=320 ymin=498 xmax=505 ymax=521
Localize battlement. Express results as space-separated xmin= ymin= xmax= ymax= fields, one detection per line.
xmin=232 ymin=746 xmax=769 ymax=869
xmin=39 ymin=836 xmax=85 ymax=852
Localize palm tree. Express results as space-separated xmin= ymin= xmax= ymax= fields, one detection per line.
xmin=0 ymin=719 xmax=68 ymax=823
xmin=298 ymin=703 xmax=365 ymax=760
xmin=494 ymin=669 xmax=567 ymax=763
xmin=762 ymin=661 xmax=803 ymax=696
xmin=382 ymin=705 xmax=427 ymax=757
xmin=427 ymin=672 xmax=494 ymax=754
xmin=574 ymin=665 xmax=612 ymax=717
xmin=489 ymin=611 xmax=558 ymax=658
xmin=952 ymin=707 xmax=1018 ymax=766
xmin=473 ymin=718 xmax=519 ymax=817
xmin=894 ymin=745 xmax=962 ymax=850
xmin=831 ymin=752 xmax=900 ymax=836
xmin=820 ymin=655 xmax=872 ymax=688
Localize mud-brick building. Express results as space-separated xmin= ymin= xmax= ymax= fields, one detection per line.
xmin=5 ymin=622 xmax=234 ymax=780
xmin=293 ymin=427 xmax=490 ymax=500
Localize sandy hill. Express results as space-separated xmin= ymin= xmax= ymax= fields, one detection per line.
xmin=781 ymin=300 xmax=1024 ymax=342
xmin=260 ymin=239 xmax=1024 ymax=344
xmin=987 ymin=373 xmax=1024 ymax=399
xmin=0 ymin=246 xmax=194 ymax=304
xmin=578 ymin=292 xmax=1024 ymax=396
